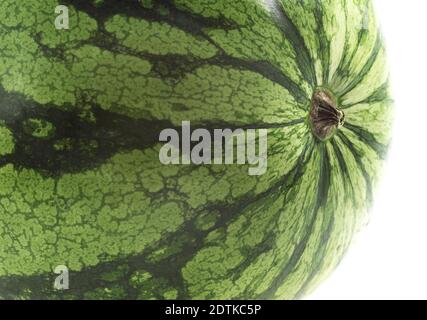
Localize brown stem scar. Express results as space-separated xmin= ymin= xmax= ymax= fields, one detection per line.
xmin=309 ymin=90 xmax=345 ymax=141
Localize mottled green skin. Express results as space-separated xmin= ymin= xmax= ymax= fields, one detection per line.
xmin=0 ymin=0 xmax=392 ymax=299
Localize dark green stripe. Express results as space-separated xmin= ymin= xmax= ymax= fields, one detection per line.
xmin=0 ymin=81 xmax=305 ymax=177
xmin=331 ymin=0 xmax=375 ymax=93
xmin=63 ymin=0 xmax=238 ymax=38
xmin=82 ymin=33 xmax=309 ymax=104
xmin=336 ymin=131 xmax=374 ymax=206
xmin=295 ymin=136 xmax=359 ymax=298
xmin=266 ymin=0 xmax=317 ymax=88
xmin=258 ymin=141 xmax=323 ymax=299
xmin=0 ymin=85 xmax=171 ymax=177
xmin=61 ymin=0 xmax=308 ymax=105
xmin=329 ymin=138 xmax=353 ymax=194
xmin=0 ymin=135 xmax=314 ymax=300
xmin=343 ymin=123 xmax=388 ymax=160
xmin=314 ymin=2 xmax=330 ymax=85
xmin=342 ymin=80 xmax=391 ymax=109
xmin=212 ymin=56 xmax=309 ymax=104
xmin=337 ymin=33 xmax=383 ymax=98
xmin=294 ymin=141 xmax=334 ymax=299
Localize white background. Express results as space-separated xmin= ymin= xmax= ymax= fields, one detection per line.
xmin=309 ymin=0 xmax=427 ymax=300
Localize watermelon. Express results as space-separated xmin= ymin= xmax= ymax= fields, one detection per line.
xmin=0 ymin=0 xmax=392 ymax=300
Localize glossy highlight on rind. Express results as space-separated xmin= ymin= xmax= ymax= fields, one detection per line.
xmin=0 ymin=0 xmax=392 ymax=299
